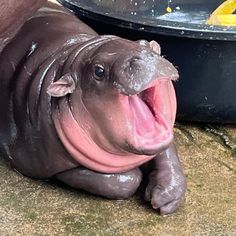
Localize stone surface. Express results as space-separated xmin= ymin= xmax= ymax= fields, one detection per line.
xmin=0 ymin=123 xmax=235 ymax=236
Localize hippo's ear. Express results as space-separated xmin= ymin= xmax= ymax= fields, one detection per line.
xmin=47 ymin=74 xmax=75 ymax=97
xmin=149 ymin=40 xmax=161 ymax=55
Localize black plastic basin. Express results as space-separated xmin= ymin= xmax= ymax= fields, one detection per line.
xmin=59 ymin=0 xmax=236 ymax=123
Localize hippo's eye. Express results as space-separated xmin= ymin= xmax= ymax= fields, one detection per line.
xmin=94 ymin=65 xmax=105 ymax=80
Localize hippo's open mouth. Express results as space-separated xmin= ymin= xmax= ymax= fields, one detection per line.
xmin=126 ymin=78 xmax=176 ymax=152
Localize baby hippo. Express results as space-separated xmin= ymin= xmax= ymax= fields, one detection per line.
xmin=0 ymin=1 xmax=186 ymax=215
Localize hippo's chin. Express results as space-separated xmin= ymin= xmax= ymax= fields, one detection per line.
xmin=124 ymin=78 xmax=176 ymax=153
xmin=53 ymin=99 xmax=155 ymax=174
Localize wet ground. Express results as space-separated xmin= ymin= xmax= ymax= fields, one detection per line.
xmin=0 ymin=123 xmax=235 ymax=236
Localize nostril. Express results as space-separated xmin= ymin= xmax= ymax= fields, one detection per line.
xmin=151 ymin=52 xmax=159 ymax=58
xmin=129 ymin=57 xmax=142 ymax=70
xmin=131 ymin=56 xmax=142 ymax=61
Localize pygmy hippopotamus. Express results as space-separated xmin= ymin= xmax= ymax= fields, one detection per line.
xmin=0 ymin=1 xmax=186 ymax=215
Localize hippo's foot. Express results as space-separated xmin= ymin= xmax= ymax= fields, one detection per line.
xmin=144 ymin=168 xmax=186 ymax=215
xmin=56 ymin=167 xmax=142 ymax=199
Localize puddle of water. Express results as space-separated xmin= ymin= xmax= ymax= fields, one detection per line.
xmin=64 ymin=0 xmax=236 ymax=33
xmin=68 ymin=0 xmax=217 ymax=25
xmin=155 ymin=10 xmax=210 ymax=24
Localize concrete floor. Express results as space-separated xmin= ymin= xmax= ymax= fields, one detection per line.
xmin=0 ymin=123 xmax=235 ymax=236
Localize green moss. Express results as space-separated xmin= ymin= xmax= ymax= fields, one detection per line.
xmin=62 ymin=215 xmax=117 ymax=236
xmin=25 ymin=210 xmax=38 ymax=221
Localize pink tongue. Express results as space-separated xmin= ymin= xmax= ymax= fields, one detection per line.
xmin=129 ymin=95 xmax=156 ymax=135
xmin=153 ymin=79 xmax=177 ymax=126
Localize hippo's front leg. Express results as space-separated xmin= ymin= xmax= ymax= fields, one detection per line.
xmin=56 ymin=167 xmax=142 ymax=199
xmin=145 ymin=142 xmax=186 ymax=215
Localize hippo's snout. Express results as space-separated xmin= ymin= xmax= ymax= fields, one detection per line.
xmin=112 ymin=49 xmax=178 ymax=96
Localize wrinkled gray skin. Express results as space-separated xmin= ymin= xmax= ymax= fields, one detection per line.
xmin=0 ymin=1 xmax=186 ymax=215
xmin=0 ymin=0 xmax=48 ymax=52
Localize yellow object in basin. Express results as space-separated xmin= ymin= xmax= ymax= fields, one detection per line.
xmin=207 ymin=0 xmax=236 ymax=26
